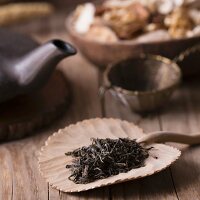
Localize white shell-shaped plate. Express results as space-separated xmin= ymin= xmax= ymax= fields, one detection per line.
xmin=38 ymin=118 xmax=181 ymax=193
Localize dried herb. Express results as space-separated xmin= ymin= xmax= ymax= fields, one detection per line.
xmin=65 ymin=138 xmax=149 ymax=184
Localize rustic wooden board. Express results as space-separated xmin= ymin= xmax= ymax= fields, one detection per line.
xmin=38 ymin=32 xmax=107 ymax=200
xmin=0 ymin=1 xmax=199 ymax=199
xmin=0 ymin=70 xmax=71 ymax=141
xmin=0 ymin=28 xmax=106 ymax=199
xmin=104 ymin=90 xmax=178 ymax=200
xmin=159 ymin=81 xmax=200 ymax=200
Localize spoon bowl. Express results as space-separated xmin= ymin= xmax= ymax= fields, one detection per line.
xmin=38 ymin=118 xmax=181 ymax=192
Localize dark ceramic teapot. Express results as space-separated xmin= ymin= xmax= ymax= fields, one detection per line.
xmin=0 ymin=29 xmax=76 ymax=103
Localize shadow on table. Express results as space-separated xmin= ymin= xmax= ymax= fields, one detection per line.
xmin=158 ymin=79 xmax=200 ymax=116
xmin=111 ymin=158 xmax=199 ymax=199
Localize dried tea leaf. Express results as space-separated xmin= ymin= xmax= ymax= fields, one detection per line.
xmin=66 ymin=138 xmax=149 ymax=184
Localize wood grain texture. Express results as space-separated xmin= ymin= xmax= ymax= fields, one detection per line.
xmin=104 ymin=91 xmax=179 ymax=200
xmin=0 ymin=0 xmax=199 ymax=199
xmin=37 ymin=32 xmax=107 ymax=200
xmin=159 ymin=81 xmax=200 ymax=200
xmin=0 ymin=71 xmax=70 ymax=141
xmin=0 ymin=27 xmax=105 ymax=199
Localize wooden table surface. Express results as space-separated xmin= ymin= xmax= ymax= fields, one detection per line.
xmin=1 ymin=2 xmax=200 ymax=199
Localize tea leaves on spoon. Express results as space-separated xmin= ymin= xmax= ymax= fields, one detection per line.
xmin=65 ymin=138 xmax=149 ymax=184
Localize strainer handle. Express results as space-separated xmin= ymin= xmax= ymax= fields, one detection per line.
xmin=173 ymin=43 xmax=200 ymax=63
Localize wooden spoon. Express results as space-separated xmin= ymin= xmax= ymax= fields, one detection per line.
xmin=39 ymin=118 xmax=199 ymax=193
xmin=137 ymin=131 xmax=200 ymax=145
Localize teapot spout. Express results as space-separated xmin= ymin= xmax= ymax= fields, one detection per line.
xmin=51 ymin=39 xmax=77 ymax=56
xmin=13 ymin=39 xmax=76 ymax=91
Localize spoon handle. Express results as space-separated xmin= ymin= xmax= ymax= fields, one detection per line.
xmin=137 ymin=131 xmax=200 ymax=145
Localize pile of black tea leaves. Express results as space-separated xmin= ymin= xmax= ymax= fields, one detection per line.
xmin=65 ymin=138 xmax=150 ymax=184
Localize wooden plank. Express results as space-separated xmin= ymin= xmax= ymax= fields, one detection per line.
xmin=0 ymin=1 xmax=198 ymax=199
xmin=0 ymin=0 xmax=107 ymax=199
xmin=104 ymin=90 xmax=178 ymax=200
xmin=35 ymin=32 xmax=108 ymax=199
xmin=0 ymin=38 xmax=107 ymax=199
xmin=0 ymin=25 xmax=106 ymax=200
xmin=159 ymin=81 xmax=200 ymax=200
xmin=0 ymin=135 xmax=49 ymax=200
xmin=0 ymin=146 xmax=14 ymax=200
xmin=59 ymin=188 xmax=109 ymax=200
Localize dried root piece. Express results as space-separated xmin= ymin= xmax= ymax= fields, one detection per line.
xmin=0 ymin=2 xmax=54 ymax=26
xmin=187 ymin=25 xmax=200 ymax=37
xmin=165 ymin=6 xmax=194 ymax=38
xmin=86 ymin=25 xmax=118 ymax=42
xmin=189 ymin=9 xmax=200 ymax=26
xmin=103 ymin=0 xmax=136 ymax=9
xmin=135 ymin=30 xmax=171 ymax=43
xmin=72 ymin=0 xmax=198 ymax=41
xmin=157 ymin=0 xmax=184 ymax=14
xmin=95 ymin=4 xmax=110 ymax=16
xmin=102 ymin=3 xmax=150 ymax=39
xmin=84 ymin=16 xmax=119 ymax=42
xmin=74 ymin=3 xmax=95 ymax=34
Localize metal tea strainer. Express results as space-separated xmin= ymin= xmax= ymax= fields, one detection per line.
xmin=99 ymin=43 xmax=200 ymax=112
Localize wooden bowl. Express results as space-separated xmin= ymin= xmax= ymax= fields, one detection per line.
xmin=102 ymin=55 xmax=181 ymax=112
xmin=66 ymin=15 xmax=200 ymax=76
